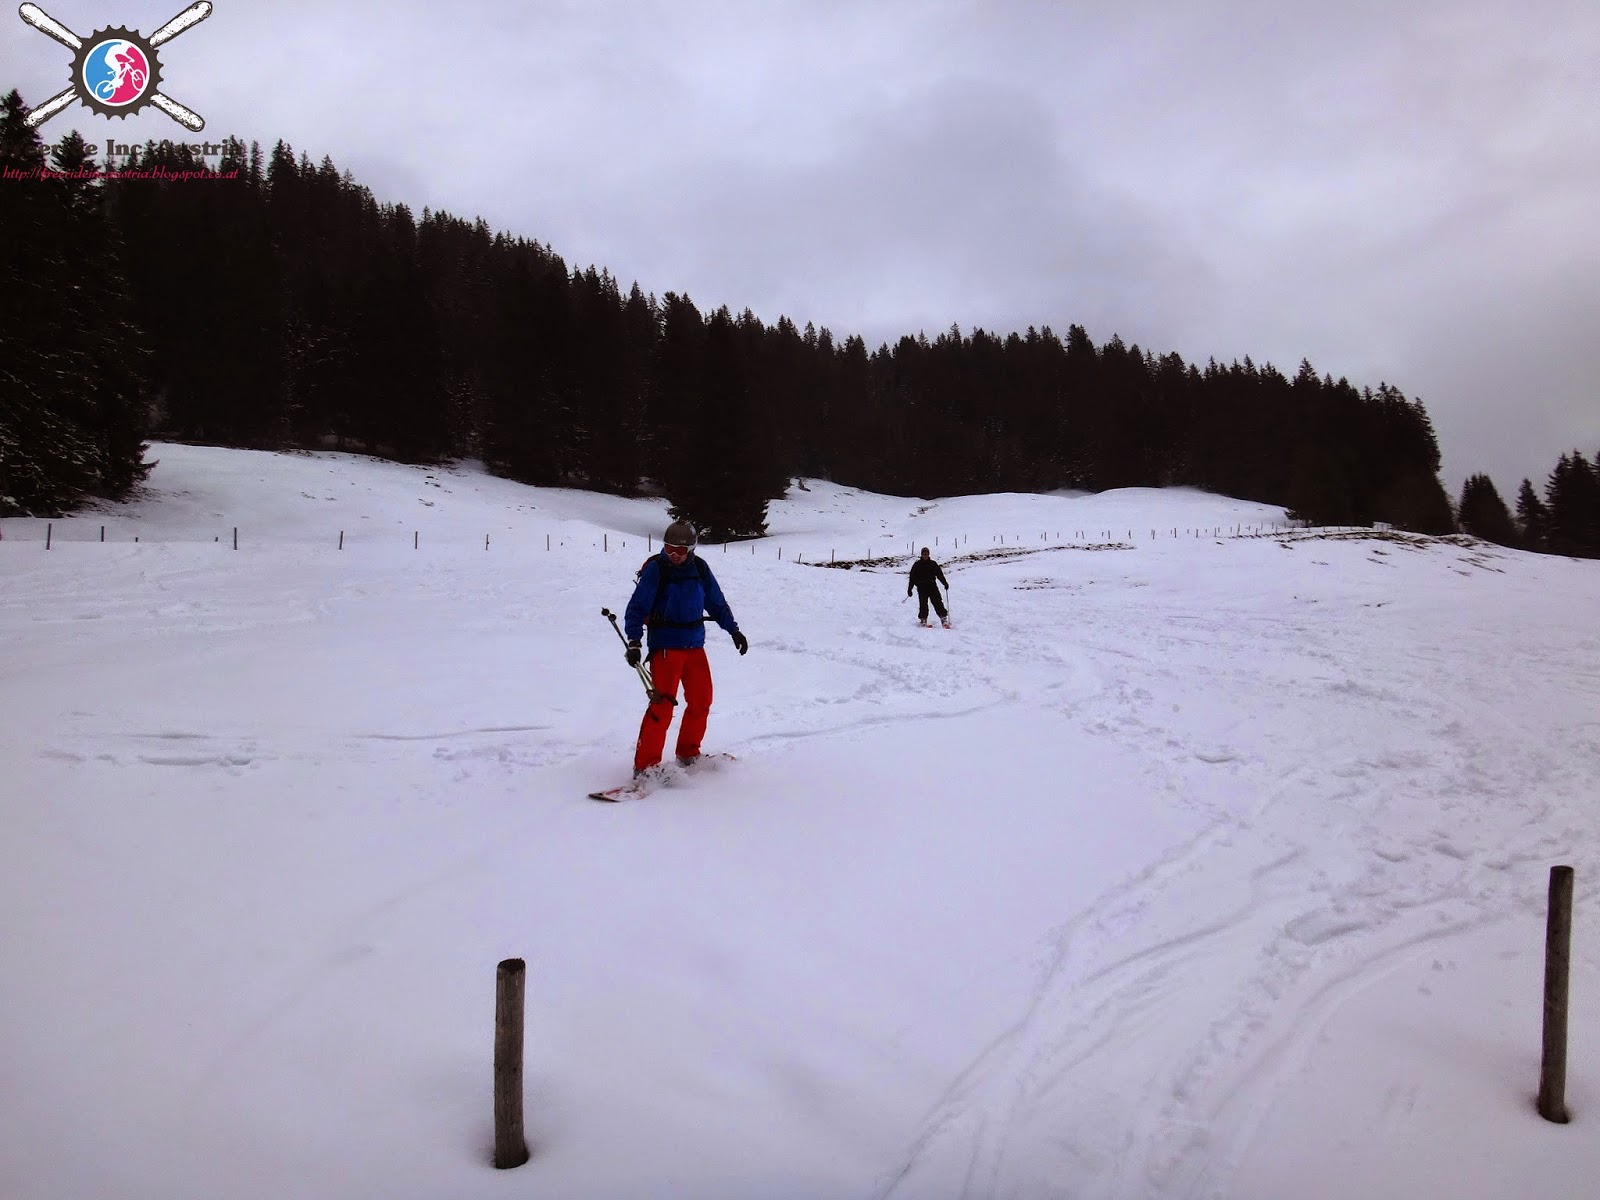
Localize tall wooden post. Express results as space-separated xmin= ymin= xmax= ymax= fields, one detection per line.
xmin=1538 ymin=865 xmax=1575 ymax=1123
xmin=494 ymin=958 xmax=530 ymax=1167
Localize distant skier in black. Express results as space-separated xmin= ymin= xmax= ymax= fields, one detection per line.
xmin=907 ymin=547 xmax=950 ymax=627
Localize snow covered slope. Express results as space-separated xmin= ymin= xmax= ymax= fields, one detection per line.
xmin=3 ymin=444 xmax=1597 ymax=1200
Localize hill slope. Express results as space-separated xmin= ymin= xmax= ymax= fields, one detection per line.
xmin=3 ymin=445 xmax=1597 ymax=1199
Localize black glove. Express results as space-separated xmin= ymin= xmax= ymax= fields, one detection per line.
xmin=731 ymin=630 xmax=748 ymax=655
xmin=625 ymin=640 xmax=641 ymax=667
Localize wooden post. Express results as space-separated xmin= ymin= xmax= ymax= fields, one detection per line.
xmin=233 ymin=527 xmax=238 ymax=550
xmin=100 ymin=525 xmax=105 ymax=542
xmin=1538 ymin=865 xmax=1575 ymax=1123
xmin=339 ymin=531 xmax=344 ymax=549
xmin=485 ymin=534 xmax=490 ymax=551
xmin=494 ymin=958 xmax=530 ymax=1168
xmin=46 ymin=523 xmax=52 ymax=549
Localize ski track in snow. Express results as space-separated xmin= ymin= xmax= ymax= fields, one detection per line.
xmin=860 ymin=539 xmax=1597 ymax=1199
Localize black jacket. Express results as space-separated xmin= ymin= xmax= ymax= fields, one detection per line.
xmin=907 ymin=557 xmax=948 ymax=593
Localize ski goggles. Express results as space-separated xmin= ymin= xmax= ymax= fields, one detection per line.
xmin=664 ymin=543 xmax=692 ymax=561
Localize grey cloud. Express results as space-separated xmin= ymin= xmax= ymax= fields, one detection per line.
xmin=3 ymin=0 xmax=1595 ymax=494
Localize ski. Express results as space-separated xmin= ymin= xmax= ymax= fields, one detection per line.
xmin=587 ymin=753 xmax=737 ymax=802
xmin=588 ymin=781 xmax=648 ymax=803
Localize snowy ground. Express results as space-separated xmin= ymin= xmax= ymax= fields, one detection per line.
xmin=3 ymin=444 xmax=1597 ymax=1200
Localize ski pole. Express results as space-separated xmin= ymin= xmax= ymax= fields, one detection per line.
xmin=601 ymin=608 xmax=675 ymax=706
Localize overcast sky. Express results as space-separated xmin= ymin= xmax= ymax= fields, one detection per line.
xmin=7 ymin=0 xmax=1597 ymax=496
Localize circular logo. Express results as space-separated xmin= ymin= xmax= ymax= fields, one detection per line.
xmin=71 ymin=26 xmax=163 ymax=120
xmin=83 ymin=39 xmax=151 ymax=106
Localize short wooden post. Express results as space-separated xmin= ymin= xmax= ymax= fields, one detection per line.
xmin=46 ymin=523 xmax=52 ymax=549
xmin=485 ymin=534 xmax=490 ymax=551
xmin=494 ymin=958 xmax=530 ymax=1168
xmin=233 ymin=527 xmax=238 ymax=550
xmin=339 ymin=531 xmax=344 ymax=549
xmin=1538 ymin=865 xmax=1575 ymax=1123
xmin=414 ymin=531 xmax=419 ymax=550
xmin=100 ymin=525 xmax=105 ymax=542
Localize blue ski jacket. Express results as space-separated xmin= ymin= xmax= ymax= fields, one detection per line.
xmin=624 ymin=551 xmax=740 ymax=651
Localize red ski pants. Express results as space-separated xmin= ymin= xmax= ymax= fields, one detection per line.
xmin=634 ymin=647 xmax=713 ymax=771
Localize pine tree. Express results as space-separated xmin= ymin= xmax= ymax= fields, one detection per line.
xmin=1544 ymin=452 xmax=1600 ymax=558
xmin=1515 ymin=478 xmax=1549 ymax=550
xmin=1457 ymin=474 xmax=1519 ymax=547
xmin=661 ymin=306 xmax=777 ymax=540
xmin=0 ymin=93 xmax=150 ymax=513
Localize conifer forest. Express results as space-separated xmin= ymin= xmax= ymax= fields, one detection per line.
xmin=2 ymin=89 xmax=1596 ymax=556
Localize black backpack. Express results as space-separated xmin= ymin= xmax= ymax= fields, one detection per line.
xmin=637 ymin=554 xmax=712 ymax=629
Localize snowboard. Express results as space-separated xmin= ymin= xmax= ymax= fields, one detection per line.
xmin=587 ymin=753 xmax=738 ymax=802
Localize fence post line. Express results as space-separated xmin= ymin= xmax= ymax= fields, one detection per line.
xmin=1538 ymin=865 xmax=1575 ymax=1123
xmin=493 ymin=958 xmax=530 ymax=1168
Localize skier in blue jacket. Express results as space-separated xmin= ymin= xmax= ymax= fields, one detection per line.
xmin=623 ymin=520 xmax=747 ymax=773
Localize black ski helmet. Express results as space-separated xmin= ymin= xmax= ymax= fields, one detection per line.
xmin=664 ymin=520 xmax=697 ymax=548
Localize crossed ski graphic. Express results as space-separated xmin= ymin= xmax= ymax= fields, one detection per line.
xmin=19 ymin=2 xmax=212 ymax=130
